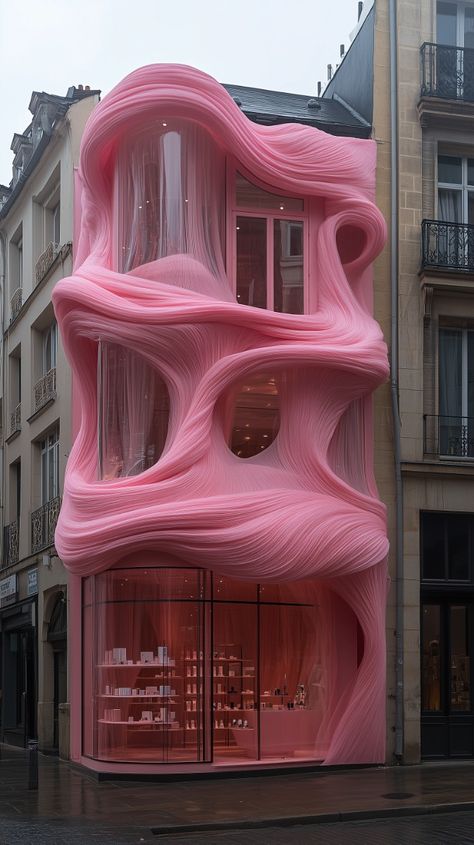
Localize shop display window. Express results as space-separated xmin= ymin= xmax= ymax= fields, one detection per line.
xmin=82 ymin=567 xmax=323 ymax=765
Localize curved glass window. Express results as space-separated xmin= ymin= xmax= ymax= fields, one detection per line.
xmin=82 ymin=568 xmax=323 ymax=765
xmin=115 ymin=121 xmax=226 ymax=288
xmin=98 ymin=342 xmax=169 ymax=479
xmin=227 ymin=374 xmax=280 ymax=458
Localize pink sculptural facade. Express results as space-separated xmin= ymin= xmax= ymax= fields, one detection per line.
xmin=52 ymin=64 xmax=389 ymax=772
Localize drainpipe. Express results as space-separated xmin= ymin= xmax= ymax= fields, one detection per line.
xmin=389 ymin=0 xmax=404 ymax=761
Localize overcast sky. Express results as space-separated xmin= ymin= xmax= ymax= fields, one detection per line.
xmin=0 ymin=0 xmax=370 ymax=185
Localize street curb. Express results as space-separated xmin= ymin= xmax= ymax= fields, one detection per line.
xmin=150 ymin=801 xmax=474 ymax=835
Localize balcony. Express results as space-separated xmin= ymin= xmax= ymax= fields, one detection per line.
xmin=9 ymin=403 xmax=21 ymax=437
xmin=419 ymin=43 xmax=474 ymax=129
xmin=3 ymin=520 xmax=19 ymax=567
xmin=33 ymin=368 xmax=56 ymax=413
xmin=35 ymin=241 xmax=59 ymax=286
xmin=10 ymin=287 xmax=22 ymax=322
xmin=31 ymin=496 xmax=61 ymax=554
xmin=421 ymin=220 xmax=474 ymax=273
xmin=421 ymin=42 xmax=474 ymax=102
xmin=424 ymin=415 xmax=474 ymax=459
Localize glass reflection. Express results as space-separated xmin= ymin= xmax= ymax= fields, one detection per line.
xmin=229 ymin=374 xmax=280 ymax=458
xmin=422 ymin=604 xmax=441 ymax=712
xmin=236 ymin=216 xmax=267 ymax=308
xmin=450 ymin=605 xmax=470 ymax=711
xmin=273 ymin=219 xmax=304 ymax=314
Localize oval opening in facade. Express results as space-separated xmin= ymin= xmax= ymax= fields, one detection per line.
xmin=227 ymin=373 xmax=280 ymax=458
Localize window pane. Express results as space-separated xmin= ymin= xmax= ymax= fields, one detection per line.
xmin=273 ymin=220 xmax=304 ymax=314
xmin=41 ymin=448 xmax=48 ymax=504
xmin=422 ymin=513 xmax=445 ymax=579
xmin=438 ymin=155 xmax=462 ymax=185
xmin=439 ymin=329 xmax=463 ymax=450
xmin=236 ymin=172 xmax=303 ymax=212
xmin=117 ymin=122 xmax=226 ymax=282
xmin=437 ymin=2 xmax=457 ymax=46
xmin=228 ymin=374 xmax=280 ymax=458
xmin=450 ymin=605 xmax=470 ymax=711
xmin=236 ymin=217 xmax=267 ymax=308
xmin=99 ymin=343 xmax=169 ymax=479
xmin=91 ymin=568 xmax=207 ymax=763
xmin=259 ymin=582 xmax=320 ymax=760
xmin=469 ymin=332 xmax=474 ymax=421
xmin=422 ymin=605 xmax=441 ymax=711
xmin=438 ymin=188 xmax=462 ymax=222
xmin=447 ymin=515 xmax=470 ymax=580
xmin=465 ymin=7 xmax=474 ymax=49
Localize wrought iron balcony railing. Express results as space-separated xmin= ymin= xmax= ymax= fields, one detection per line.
xmin=35 ymin=241 xmax=59 ymax=286
xmin=421 ymin=42 xmax=474 ymax=102
xmin=424 ymin=415 xmax=474 ymax=459
xmin=31 ymin=496 xmax=61 ymax=554
xmin=9 ymin=402 xmax=21 ymax=437
xmin=10 ymin=287 xmax=22 ymax=322
xmin=3 ymin=520 xmax=19 ymax=567
xmin=33 ymin=368 xmax=56 ymax=412
xmin=421 ymin=219 xmax=474 ymax=272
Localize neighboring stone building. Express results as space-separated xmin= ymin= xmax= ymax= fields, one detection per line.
xmin=0 ymin=86 xmax=100 ymax=755
xmin=327 ymin=0 xmax=474 ymax=763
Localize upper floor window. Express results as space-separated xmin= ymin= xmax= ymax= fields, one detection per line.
xmin=42 ymin=321 xmax=57 ymax=374
xmin=439 ymin=327 xmax=474 ymax=456
xmin=98 ymin=342 xmax=169 ymax=479
xmin=438 ymin=155 xmax=474 ymax=224
xmin=116 ymin=121 xmax=226 ymax=289
xmin=52 ymin=202 xmax=60 ymax=245
xmin=233 ymin=172 xmax=305 ymax=314
xmin=437 ymin=2 xmax=474 ymax=48
xmin=41 ymin=429 xmax=59 ymax=504
xmin=9 ymin=224 xmax=23 ymax=294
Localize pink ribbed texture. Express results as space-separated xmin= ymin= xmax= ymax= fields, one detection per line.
xmin=53 ymin=64 xmax=389 ymax=765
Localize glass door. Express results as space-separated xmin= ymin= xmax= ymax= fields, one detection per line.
xmin=422 ymin=598 xmax=474 ymax=757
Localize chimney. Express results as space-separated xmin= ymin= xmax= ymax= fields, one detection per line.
xmin=317 ymin=81 xmax=322 ymax=96
xmin=327 ymin=64 xmax=332 ymax=81
xmin=358 ymin=1 xmax=363 ymax=20
xmin=340 ymin=43 xmax=345 ymax=58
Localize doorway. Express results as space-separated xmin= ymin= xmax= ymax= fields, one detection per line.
xmin=421 ymin=598 xmax=474 ymax=757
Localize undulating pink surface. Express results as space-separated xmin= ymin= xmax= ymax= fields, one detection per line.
xmin=53 ymin=64 xmax=389 ymax=765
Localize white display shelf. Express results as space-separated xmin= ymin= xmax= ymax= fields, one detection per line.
xmin=98 ymin=663 xmax=177 ymax=669
xmin=99 ymin=694 xmax=179 ymax=699
xmin=99 ymin=720 xmax=180 ymax=727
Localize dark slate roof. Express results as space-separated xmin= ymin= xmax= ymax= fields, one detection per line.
xmin=222 ymin=84 xmax=371 ymax=138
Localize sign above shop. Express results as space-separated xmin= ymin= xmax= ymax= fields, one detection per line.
xmin=27 ymin=568 xmax=38 ymax=597
xmin=0 ymin=574 xmax=17 ymax=608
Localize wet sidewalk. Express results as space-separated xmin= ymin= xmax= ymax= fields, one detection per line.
xmin=1 ymin=744 xmax=474 ymax=841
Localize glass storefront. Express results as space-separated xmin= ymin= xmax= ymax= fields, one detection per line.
xmin=82 ymin=567 xmax=322 ymax=765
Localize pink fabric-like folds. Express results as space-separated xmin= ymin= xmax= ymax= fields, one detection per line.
xmin=53 ymin=64 xmax=389 ymax=765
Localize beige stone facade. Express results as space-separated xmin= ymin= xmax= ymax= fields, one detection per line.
xmin=0 ymin=89 xmax=99 ymax=754
xmin=326 ymin=0 xmax=474 ymax=762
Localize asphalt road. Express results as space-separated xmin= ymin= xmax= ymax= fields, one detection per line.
xmin=1 ymin=810 xmax=474 ymax=845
